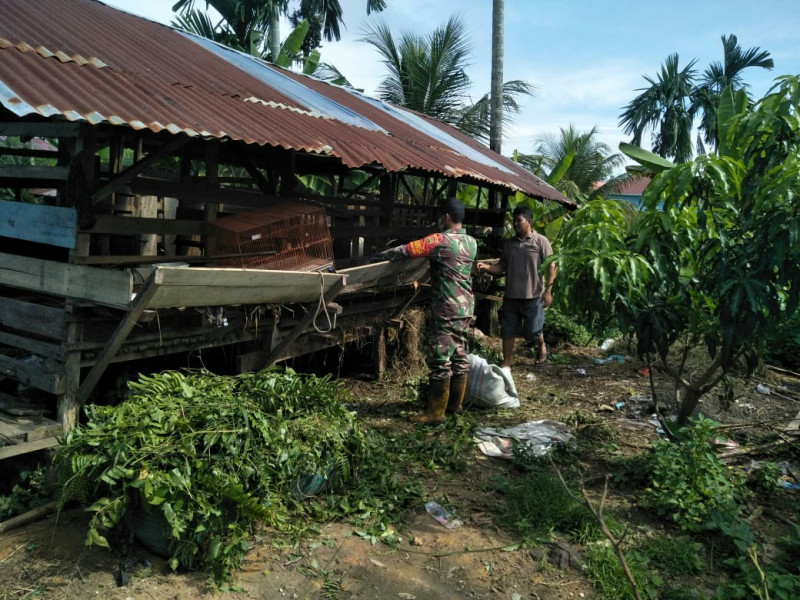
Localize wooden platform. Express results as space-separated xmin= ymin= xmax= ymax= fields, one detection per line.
xmin=0 ymin=398 xmax=61 ymax=459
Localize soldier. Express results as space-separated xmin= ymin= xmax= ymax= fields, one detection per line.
xmin=371 ymin=197 xmax=477 ymax=424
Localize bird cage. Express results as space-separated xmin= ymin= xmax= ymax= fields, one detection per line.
xmin=210 ymin=203 xmax=333 ymax=271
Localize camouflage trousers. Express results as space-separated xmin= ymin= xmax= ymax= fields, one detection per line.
xmin=426 ymin=316 xmax=471 ymax=381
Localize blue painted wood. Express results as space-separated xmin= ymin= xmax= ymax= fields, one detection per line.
xmin=0 ymin=199 xmax=77 ymax=248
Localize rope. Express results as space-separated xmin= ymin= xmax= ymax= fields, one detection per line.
xmin=312 ymin=271 xmax=336 ymax=333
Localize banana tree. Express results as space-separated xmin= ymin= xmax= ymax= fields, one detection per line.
xmin=557 ymin=76 xmax=800 ymax=424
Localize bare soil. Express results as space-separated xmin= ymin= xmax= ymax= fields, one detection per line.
xmin=1 ymin=336 xmax=799 ymax=600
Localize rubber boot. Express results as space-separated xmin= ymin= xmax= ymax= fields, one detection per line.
xmin=410 ymin=378 xmax=449 ymax=425
xmin=446 ymin=373 xmax=468 ymax=414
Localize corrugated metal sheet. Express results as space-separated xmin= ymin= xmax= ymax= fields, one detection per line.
xmin=0 ymin=0 xmax=572 ymax=205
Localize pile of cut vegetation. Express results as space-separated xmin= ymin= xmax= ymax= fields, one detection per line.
xmin=54 ymin=368 xmax=382 ymax=583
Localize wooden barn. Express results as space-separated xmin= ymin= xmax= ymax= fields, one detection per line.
xmin=0 ymin=0 xmax=572 ymax=458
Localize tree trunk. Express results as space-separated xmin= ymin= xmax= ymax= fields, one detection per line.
xmin=489 ymin=0 xmax=504 ymax=154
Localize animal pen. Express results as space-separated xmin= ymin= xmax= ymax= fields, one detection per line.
xmin=0 ymin=0 xmax=571 ymax=459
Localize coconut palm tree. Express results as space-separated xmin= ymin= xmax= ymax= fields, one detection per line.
xmin=619 ymin=53 xmax=697 ymax=164
xmin=518 ymin=125 xmax=626 ymax=201
xmin=172 ymin=0 xmax=386 ymax=60
xmin=692 ymin=34 xmax=773 ymax=151
xmin=362 ymin=15 xmax=534 ymax=144
xmin=489 ymin=0 xmax=504 ymax=154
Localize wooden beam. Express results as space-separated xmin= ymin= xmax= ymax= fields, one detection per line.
xmin=75 ymin=272 xmax=159 ymax=405
xmin=0 ymin=437 xmax=59 ymax=461
xmin=0 ymin=200 xmax=77 ymax=248
xmin=0 ymin=297 xmax=66 ymax=339
xmin=91 ymin=135 xmax=190 ymax=205
xmin=145 ymin=266 xmax=347 ymax=308
xmin=0 ymin=121 xmax=80 ymax=138
xmin=0 ymin=353 xmax=63 ymax=394
xmin=263 ymin=278 xmax=346 ymax=368
xmin=0 ymin=253 xmax=132 ymax=309
xmin=0 ymin=165 xmax=69 ymax=182
xmin=338 ymin=258 xmax=429 ymax=294
xmin=83 ymin=214 xmax=208 ymax=236
xmin=0 ymin=331 xmax=61 ymax=358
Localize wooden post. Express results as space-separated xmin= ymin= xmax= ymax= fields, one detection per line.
xmin=59 ymin=302 xmax=83 ymax=431
xmin=371 ymin=327 xmax=386 ymax=377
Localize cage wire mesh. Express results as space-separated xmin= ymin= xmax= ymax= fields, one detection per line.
xmin=210 ymin=203 xmax=333 ymax=271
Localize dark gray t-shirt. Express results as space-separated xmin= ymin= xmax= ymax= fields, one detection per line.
xmin=500 ymin=231 xmax=553 ymax=299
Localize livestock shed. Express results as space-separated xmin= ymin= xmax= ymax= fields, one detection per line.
xmin=0 ymin=0 xmax=572 ymax=458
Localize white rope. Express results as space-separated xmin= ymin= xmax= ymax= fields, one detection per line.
xmin=312 ymin=271 xmax=336 ymax=333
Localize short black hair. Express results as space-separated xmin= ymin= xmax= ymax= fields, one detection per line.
xmin=439 ymin=197 xmax=465 ymax=223
xmin=512 ymin=206 xmax=532 ymax=223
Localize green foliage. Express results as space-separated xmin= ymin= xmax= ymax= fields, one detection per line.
xmin=0 ymin=466 xmax=50 ymax=520
xmin=584 ymin=541 xmax=661 ymax=600
xmin=647 ymin=416 xmax=744 ymax=531
xmin=746 ymin=461 xmax=783 ymax=495
xmin=558 ymin=76 xmax=800 ymax=423
xmin=54 ymin=368 xmax=420 ymax=585
xmin=639 ymin=535 xmax=707 ymax=577
xmin=543 ymin=306 xmax=595 ymax=347
xmin=491 ymin=469 xmax=597 ymax=540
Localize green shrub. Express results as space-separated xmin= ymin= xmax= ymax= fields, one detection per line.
xmin=492 ymin=470 xmax=596 ymax=539
xmin=639 ymin=534 xmax=706 ymax=577
xmin=544 ymin=306 xmax=594 ymax=347
xmin=584 ymin=541 xmax=661 ymax=599
xmin=648 ymin=415 xmax=744 ymax=531
xmin=54 ymin=368 xmax=404 ymax=585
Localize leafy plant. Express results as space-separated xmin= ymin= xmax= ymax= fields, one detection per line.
xmin=556 ymin=76 xmax=800 ymax=424
xmin=491 ymin=470 xmax=597 ymax=540
xmin=638 ymin=534 xmax=706 ymax=577
xmin=0 ymin=466 xmax=50 ymax=520
xmin=584 ymin=541 xmax=661 ymax=600
xmin=54 ymin=368 xmax=409 ymax=584
xmin=647 ymin=416 xmax=744 ymax=531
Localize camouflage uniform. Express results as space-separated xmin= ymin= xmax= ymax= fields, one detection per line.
xmin=374 ymin=229 xmax=477 ymax=380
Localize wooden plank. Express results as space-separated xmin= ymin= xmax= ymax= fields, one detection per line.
xmin=145 ymin=266 xmax=348 ymax=308
xmin=0 ymin=121 xmax=80 ymax=138
xmin=0 ymin=297 xmax=66 ymax=339
xmin=0 ymin=200 xmax=77 ymax=249
xmin=338 ymin=258 xmax=429 ymax=294
xmin=0 ymin=354 xmax=63 ymax=394
xmin=0 ymin=436 xmax=59 ymax=460
xmin=76 ymin=273 xmax=159 ymax=406
xmin=91 ymin=136 xmax=190 ymax=204
xmin=0 ymin=331 xmax=61 ymax=358
xmin=83 ymin=214 xmax=208 ymax=236
xmin=0 ymin=165 xmax=68 ymax=182
xmin=0 ymin=253 xmax=132 ymax=309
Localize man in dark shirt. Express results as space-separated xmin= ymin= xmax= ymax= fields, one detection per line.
xmin=476 ymin=206 xmax=556 ymax=369
xmin=372 ymin=197 xmax=477 ymax=424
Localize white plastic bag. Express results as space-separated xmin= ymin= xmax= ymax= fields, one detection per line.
xmin=474 ymin=421 xmax=576 ymax=459
xmin=465 ymin=353 xmax=520 ymax=409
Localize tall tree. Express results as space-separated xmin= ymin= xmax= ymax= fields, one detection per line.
xmin=692 ymin=34 xmax=773 ymax=151
xmin=489 ymin=0 xmax=504 ymax=154
xmin=519 ymin=125 xmax=626 ymax=201
xmin=172 ymin=0 xmax=386 ymax=60
xmin=619 ymin=53 xmax=697 ymax=163
xmin=362 ymin=16 xmax=534 ymax=143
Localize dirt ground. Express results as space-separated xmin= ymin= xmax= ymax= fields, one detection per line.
xmin=1 ymin=334 xmax=799 ymax=600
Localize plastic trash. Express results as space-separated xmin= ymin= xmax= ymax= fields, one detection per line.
xmin=756 ymin=383 xmax=771 ymax=395
xmin=474 ymin=421 xmax=577 ymax=459
xmin=574 ymin=368 xmax=588 ymax=376
xmin=599 ymin=338 xmax=616 ymax=351
xmin=593 ymin=354 xmax=627 ymax=365
xmin=424 ymin=501 xmax=462 ymax=529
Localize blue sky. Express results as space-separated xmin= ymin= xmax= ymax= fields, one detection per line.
xmin=104 ymin=0 xmax=799 ymax=163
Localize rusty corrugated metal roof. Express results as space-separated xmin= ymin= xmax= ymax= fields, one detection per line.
xmin=0 ymin=0 xmax=572 ymax=206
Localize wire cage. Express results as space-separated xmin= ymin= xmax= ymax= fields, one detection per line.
xmin=210 ymin=203 xmax=334 ymax=271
